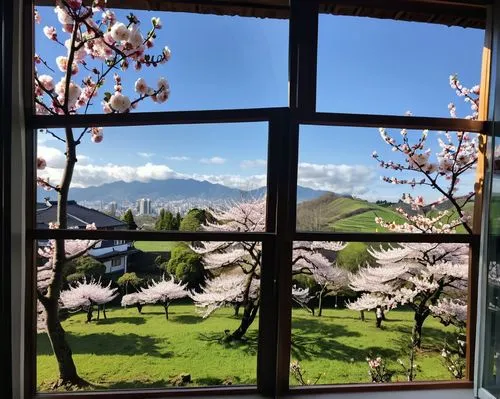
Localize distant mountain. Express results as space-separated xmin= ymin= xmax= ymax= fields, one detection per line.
xmin=37 ymin=179 xmax=329 ymax=204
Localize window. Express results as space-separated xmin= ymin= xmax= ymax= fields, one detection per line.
xmin=3 ymin=0 xmax=496 ymax=398
xmin=111 ymin=257 xmax=122 ymax=267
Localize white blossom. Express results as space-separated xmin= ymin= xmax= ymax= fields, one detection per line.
xmin=110 ymin=22 xmax=129 ymax=42
xmin=109 ymin=92 xmax=131 ymax=112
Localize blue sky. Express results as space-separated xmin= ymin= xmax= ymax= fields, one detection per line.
xmin=35 ymin=7 xmax=484 ymax=202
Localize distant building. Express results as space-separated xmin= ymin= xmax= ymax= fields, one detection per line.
xmin=108 ymin=201 xmax=117 ymax=216
xmin=36 ymin=200 xmax=137 ymax=274
xmin=138 ymin=198 xmax=152 ymax=215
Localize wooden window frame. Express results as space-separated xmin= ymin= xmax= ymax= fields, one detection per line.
xmin=8 ymin=0 xmax=494 ymax=397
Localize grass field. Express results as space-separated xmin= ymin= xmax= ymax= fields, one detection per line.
xmin=37 ymin=305 xmax=457 ymax=391
xmin=134 ymin=241 xmax=177 ymax=252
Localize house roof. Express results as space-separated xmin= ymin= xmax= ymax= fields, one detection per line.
xmin=91 ymin=248 xmax=140 ymax=261
xmin=34 ymin=0 xmax=487 ymax=29
xmin=36 ymin=201 xmax=127 ymax=230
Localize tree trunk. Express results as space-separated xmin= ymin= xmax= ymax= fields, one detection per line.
xmin=318 ymin=293 xmax=323 ymax=317
xmin=86 ymin=305 xmax=93 ymax=323
xmin=102 ymin=304 xmax=107 ymax=319
xmin=96 ymin=305 xmax=100 ymax=321
xmin=229 ymin=302 xmax=258 ymax=340
xmin=164 ymin=303 xmax=169 ymax=320
xmin=234 ymin=303 xmax=241 ymax=317
xmin=360 ymin=310 xmax=365 ymax=321
xmin=137 ymin=303 xmax=143 ymax=314
xmin=412 ymin=313 xmax=426 ymax=349
xmin=44 ymin=299 xmax=85 ymax=387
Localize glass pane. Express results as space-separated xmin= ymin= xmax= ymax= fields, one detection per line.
xmin=36 ymin=239 xmax=261 ymax=391
xmin=317 ymin=15 xmax=484 ymax=117
xmin=482 ymin=132 xmax=500 ymax=396
xmin=290 ymin=240 xmax=469 ymax=385
xmin=33 ymin=4 xmax=288 ymax=115
xmin=35 ymin=123 xmax=267 ymax=231
xmin=297 ymin=125 xmax=478 ymax=234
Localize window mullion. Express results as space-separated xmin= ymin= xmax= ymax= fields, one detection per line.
xmin=274 ymin=112 xmax=299 ymax=396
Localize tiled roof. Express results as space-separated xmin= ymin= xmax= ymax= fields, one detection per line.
xmin=36 ymin=201 xmax=127 ymax=230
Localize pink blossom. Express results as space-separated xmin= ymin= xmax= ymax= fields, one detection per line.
xmin=54 ymin=6 xmax=73 ymax=24
xmin=110 ymin=22 xmax=129 ymax=42
xmin=134 ymin=78 xmax=148 ymax=94
xmin=43 ymin=26 xmax=57 ymax=41
xmin=37 ymin=157 xmax=47 ymax=170
xmin=109 ymin=92 xmax=131 ymax=112
xmin=37 ymin=74 xmax=54 ymax=91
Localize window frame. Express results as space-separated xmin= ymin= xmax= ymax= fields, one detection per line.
xmin=9 ymin=0 xmax=494 ymax=397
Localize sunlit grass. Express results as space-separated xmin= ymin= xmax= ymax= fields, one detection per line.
xmin=133 ymin=241 xmax=177 ymax=252
xmin=37 ymin=305 xmax=458 ymax=391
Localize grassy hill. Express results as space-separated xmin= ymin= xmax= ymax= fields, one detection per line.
xmin=297 ymin=193 xmax=405 ymax=233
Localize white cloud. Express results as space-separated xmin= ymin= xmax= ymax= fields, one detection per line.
xmin=37 ymin=146 xmax=382 ymax=195
xmin=191 ymin=174 xmax=267 ymax=190
xmin=240 ymin=159 xmax=267 ymax=169
xmin=166 ymin=156 xmax=191 ymax=161
xmin=137 ymin=152 xmax=156 ymax=158
xmin=200 ymin=156 xmax=226 ymax=165
xmin=39 ymin=162 xmax=180 ymax=188
xmin=38 ymin=145 xmax=90 ymax=168
xmin=37 ymin=132 xmax=57 ymax=144
xmin=37 ymin=146 xmax=67 ymax=169
xmin=297 ymin=162 xmax=375 ymax=195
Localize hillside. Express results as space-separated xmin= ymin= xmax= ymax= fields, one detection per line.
xmin=297 ymin=193 xmax=405 ymax=232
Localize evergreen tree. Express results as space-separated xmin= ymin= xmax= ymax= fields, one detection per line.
xmin=122 ymin=209 xmax=138 ymax=230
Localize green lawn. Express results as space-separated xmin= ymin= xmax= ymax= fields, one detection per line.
xmin=37 ymin=305 xmax=457 ymax=391
xmin=134 ymin=241 xmax=177 ymax=252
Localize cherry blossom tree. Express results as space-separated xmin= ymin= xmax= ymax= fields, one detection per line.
xmin=60 ymin=278 xmax=118 ymax=322
xmin=311 ymin=265 xmax=349 ymax=316
xmin=121 ymin=292 xmax=145 ymax=313
xmin=35 ymin=0 xmax=171 ymax=386
xmin=190 ymin=198 xmax=346 ymax=340
xmin=349 ymin=240 xmax=468 ymax=347
xmin=348 ymin=76 xmax=479 ymax=348
xmin=137 ymin=276 xmax=188 ymax=319
xmin=372 ymin=74 xmax=479 ymax=234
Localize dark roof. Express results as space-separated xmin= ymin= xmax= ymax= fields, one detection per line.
xmin=92 ymin=248 xmax=140 ymax=261
xmin=36 ymin=201 xmax=127 ymax=230
xmin=34 ymin=0 xmax=487 ymax=29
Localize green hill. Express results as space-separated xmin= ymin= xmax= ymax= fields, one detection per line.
xmin=297 ymin=194 xmax=405 ymax=233
xmin=297 ymin=192 xmax=476 ymax=234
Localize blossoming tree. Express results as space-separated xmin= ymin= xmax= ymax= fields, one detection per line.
xmin=311 ymin=265 xmax=349 ymax=316
xmin=35 ymin=0 xmax=170 ymax=386
xmin=190 ymin=198 xmax=346 ymax=340
xmin=348 ymin=75 xmax=479 ymax=348
xmin=60 ymin=278 xmax=118 ymax=322
xmin=137 ymin=276 xmax=189 ymax=319
xmin=349 ymin=240 xmax=468 ymax=347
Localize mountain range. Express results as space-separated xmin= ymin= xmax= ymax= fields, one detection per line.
xmin=36 ymin=178 xmax=330 ymax=204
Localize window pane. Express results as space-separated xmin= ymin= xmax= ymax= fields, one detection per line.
xmin=290 ymin=240 xmax=469 ymax=385
xmin=36 ymin=239 xmax=261 ymax=391
xmin=34 ymin=4 xmax=288 ymax=115
xmin=296 ymin=125 xmax=478 ymax=233
xmin=316 ymin=15 xmax=484 ymax=117
xmin=36 ymin=123 xmax=268 ymax=231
